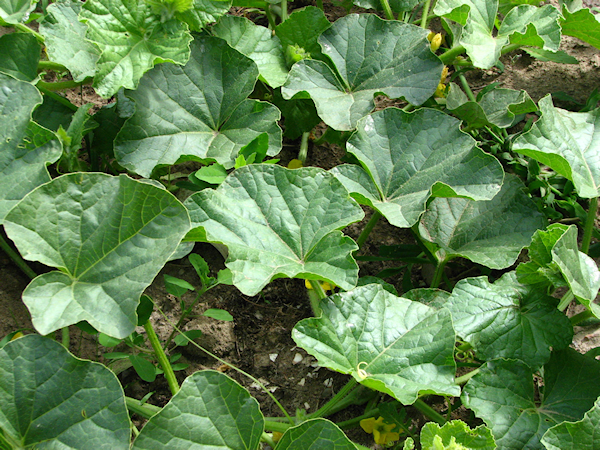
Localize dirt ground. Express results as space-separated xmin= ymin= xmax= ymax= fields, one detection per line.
xmin=2 ymin=2 xmax=600 ymax=448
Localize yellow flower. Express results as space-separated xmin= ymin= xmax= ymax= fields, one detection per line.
xmin=304 ymin=279 xmax=334 ymax=292
xmin=434 ymin=66 xmax=449 ymax=98
xmin=360 ymin=416 xmax=400 ymax=445
xmin=427 ymin=32 xmax=443 ymax=52
xmin=287 ymin=159 xmax=303 ymax=169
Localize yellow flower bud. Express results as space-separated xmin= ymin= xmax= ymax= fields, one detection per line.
xmin=287 ymin=159 xmax=303 ymax=169
xmin=430 ymin=33 xmax=443 ymax=52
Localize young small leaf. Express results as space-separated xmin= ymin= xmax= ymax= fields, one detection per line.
xmin=164 ymin=274 xmax=195 ymax=297
xmin=203 ymin=308 xmax=233 ymax=321
xmin=129 ymin=355 xmax=157 ymax=382
xmin=174 ymin=330 xmax=203 ymax=346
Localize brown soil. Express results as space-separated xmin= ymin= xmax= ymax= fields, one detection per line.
xmin=2 ymin=3 xmax=600 ymax=449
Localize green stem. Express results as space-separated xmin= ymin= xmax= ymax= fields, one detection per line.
xmin=581 ymin=197 xmax=598 ymax=254
xmin=413 ymin=398 xmax=446 ymax=425
xmin=265 ymin=5 xmax=277 ymax=29
xmin=36 ymin=77 xmax=93 ymax=92
xmin=144 ymin=321 xmax=179 ymax=395
xmin=298 ymin=131 xmax=310 ymax=165
xmin=164 ymin=286 xmax=210 ymax=348
xmin=379 ymin=0 xmax=395 ymax=20
xmin=261 ymin=432 xmax=277 ymax=447
xmin=457 ymin=72 xmax=476 ymax=102
xmin=315 ymin=0 xmax=323 ymax=10
xmin=62 ymin=327 xmax=70 ymax=349
xmin=420 ymin=0 xmax=431 ymax=28
xmin=264 ymin=419 xmax=292 ymax=433
xmin=0 ymin=234 xmax=37 ymax=279
xmin=355 ymin=211 xmax=382 ymax=251
xmin=337 ymin=407 xmax=379 ymax=429
xmin=37 ymin=86 xmax=78 ymax=111
xmin=430 ymin=258 xmax=449 ymax=289
xmin=308 ymin=378 xmax=358 ymax=419
xmin=558 ymin=289 xmax=574 ymax=312
xmin=500 ymin=43 xmax=521 ymax=56
xmin=14 ymin=23 xmax=44 ymax=43
xmin=455 ymin=368 xmax=480 ymax=385
xmin=37 ymin=60 xmax=68 ymax=72
xmin=307 ymin=280 xmax=327 ymax=316
xmin=280 ymin=0 xmax=288 ymax=21
xmin=157 ymin=307 xmax=295 ymax=424
xmin=570 ymin=309 xmax=595 ymax=326
xmin=125 ymin=396 xmax=162 ymax=419
xmin=439 ymin=45 xmax=466 ymax=65
xmin=456 ymin=342 xmax=473 ymax=352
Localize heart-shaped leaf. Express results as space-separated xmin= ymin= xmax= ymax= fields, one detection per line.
xmin=115 ymin=36 xmax=282 ymax=177
xmin=0 ymin=73 xmax=61 ymax=224
xmin=293 ymin=284 xmax=460 ymax=404
xmin=542 ymin=396 xmax=600 ymax=450
xmin=39 ymin=0 xmax=101 ymax=82
xmin=132 ymin=371 xmax=263 ymax=449
xmin=212 ymin=15 xmax=288 ymax=88
xmin=434 ymin=2 xmax=560 ymax=69
xmin=560 ymin=6 xmax=600 ymax=50
xmin=282 ymin=14 xmax=444 ymax=130
xmin=446 ymin=83 xmax=537 ymax=129
xmin=4 ymin=173 xmax=190 ymax=338
xmin=0 ymin=334 xmax=130 ymax=449
xmin=513 ymin=95 xmax=600 ymax=198
xmin=419 ymin=174 xmax=545 ymax=269
xmin=184 ymin=164 xmax=364 ymax=295
xmin=0 ymin=33 xmax=40 ymax=81
xmin=445 ymin=272 xmax=573 ymax=368
xmin=79 ymin=0 xmax=192 ymax=97
xmin=275 ymin=419 xmax=358 ymax=450
xmin=331 ymin=107 xmax=504 ymax=228
xmin=275 ymin=6 xmax=331 ymax=63
xmin=462 ymin=349 xmax=600 ymax=450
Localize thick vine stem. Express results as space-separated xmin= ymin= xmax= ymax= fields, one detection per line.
xmin=413 ymin=398 xmax=446 ymax=425
xmin=125 ymin=396 xmax=162 ymax=419
xmin=379 ymin=0 xmax=395 ymax=20
xmin=557 ymin=289 xmax=574 ymax=312
xmin=0 ymin=234 xmax=37 ymax=280
xmin=308 ymin=377 xmax=358 ymax=419
xmin=420 ymin=0 xmax=431 ymax=28
xmin=144 ymin=321 xmax=180 ymax=396
xmin=581 ymin=197 xmax=598 ymax=254
xmin=36 ymin=77 xmax=93 ymax=91
xmin=355 ymin=210 xmax=382 ymax=251
xmin=430 ymin=257 xmax=449 ymax=289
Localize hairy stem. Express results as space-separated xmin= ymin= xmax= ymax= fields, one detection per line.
xmin=356 ymin=210 xmax=382 ymax=251
xmin=413 ymin=398 xmax=446 ymax=425
xmin=457 ymin=72 xmax=476 ymax=102
xmin=36 ymin=77 xmax=93 ymax=91
xmin=298 ymin=131 xmax=310 ymax=165
xmin=570 ymin=309 xmax=595 ymax=326
xmin=125 ymin=396 xmax=162 ymax=419
xmin=582 ymin=197 xmax=598 ymax=254
xmin=420 ymin=0 xmax=431 ymax=28
xmin=0 ymin=234 xmax=37 ymax=279
xmin=380 ymin=0 xmax=395 ymax=20
xmin=558 ymin=289 xmax=574 ymax=311
xmin=309 ymin=378 xmax=358 ymax=419
xmin=455 ymin=368 xmax=480 ymax=385
xmin=439 ymin=45 xmax=466 ymax=65
xmin=144 ymin=321 xmax=180 ymax=395
xmin=37 ymin=60 xmax=68 ymax=72
xmin=430 ymin=258 xmax=449 ymax=289
xmin=14 ymin=23 xmax=44 ymax=43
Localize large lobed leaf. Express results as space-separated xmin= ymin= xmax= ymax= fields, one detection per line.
xmin=115 ymin=36 xmax=282 ymax=177
xmin=542 ymin=396 xmax=600 ymax=450
xmin=282 ymin=14 xmax=443 ymax=130
xmin=39 ymin=0 xmax=101 ymax=82
xmin=184 ymin=164 xmax=364 ymax=296
xmin=0 ymin=334 xmax=130 ymax=449
xmin=0 ymin=33 xmax=40 ymax=82
xmin=462 ymin=349 xmax=600 ymax=449
xmin=275 ymin=419 xmax=358 ymax=450
xmin=513 ymin=95 xmax=600 ymax=199
xmin=4 ymin=173 xmax=190 ymax=338
xmin=79 ymin=0 xmax=193 ymax=97
xmin=445 ymin=272 xmax=573 ymax=368
xmin=293 ymin=284 xmax=460 ymax=404
xmin=0 ymin=73 xmax=61 ymax=224
xmin=133 ymin=371 xmax=263 ymax=449
xmin=419 ymin=174 xmax=545 ymax=269
xmin=332 ymin=107 xmax=504 ymax=228
xmin=0 ymin=0 xmax=36 ymax=24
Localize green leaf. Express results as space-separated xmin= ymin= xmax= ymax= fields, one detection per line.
xmin=521 ymin=47 xmax=579 ymax=64
xmin=419 ymin=174 xmax=545 ymax=269
xmin=551 ymin=224 xmax=600 ymax=316
xmin=272 ymin=88 xmax=321 ymax=140
xmin=403 ymin=288 xmax=450 ymax=309
xmin=513 ymin=95 xmax=600 ymax=198
xmin=174 ymin=329 xmax=203 ymax=346
xmin=0 ymin=0 xmax=36 ymax=24
xmin=446 ymin=272 xmax=573 ymax=368
xmin=275 ymin=419 xmax=358 ymax=449
xmin=132 ymin=370 xmax=264 ymax=449
xmin=293 ymin=284 xmax=460 ymax=404
xmin=352 ymin=0 xmax=422 ymax=13
xmin=447 ymin=83 xmax=537 ymax=128
xmin=115 ymin=36 xmax=282 ymax=178
xmin=560 ymin=6 xmax=600 ymax=50
xmin=462 ymin=349 xmax=600 ymax=450
xmin=39 ymin=0 xmax=101 ymax=82
xmin=194 ymin=164 xmax=228 ymax=185
xmin=0 ymin=73 xmax=62 ymax=224
xmin=137 ymin=294 xmax=154 ymax=326
xmin=164 ymin=274 xmax=195 ymax=297
xmin=99 ymin=332 xmax=122 ymax=347
xmin=0 ymin=334 xmax=130 ymax=449
xmin=184 ymin=164 xmax=364 ymax=296
xmin=212 ymin=15 xmax=288 ymax=88
xmin=0 ymin=33 xmax=40 ymax=81
xmin=434 ymin=2 xmax=560 ymax=69
xmin=3 ymin=173 xmax=190 ymax=338
xmin=188 ymin=253 xmax=216 ymax=288
xmin=542 ymin=397 xmax=600 ymax=450
xmin=275 ymin=6 xmax=331 ymax=63
xmin=79 ymin=0 xmax=192 ymax=97
xmin=59 ymin=103 xmax=99 ymax=171
xmin=203 ymin=308 xmax=233 ymax=321
xmin=420 ymin=420 xmax=496 ymax=450
xmin=332 ymin=107 xmax=503 ymax=228
xmin=176 ymin=0 xmax=231 ymax=32
xmin=282 ymin=14 xmax=444 ymax=130
xmin=129 ymin=354 xmax=157 ymax=382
